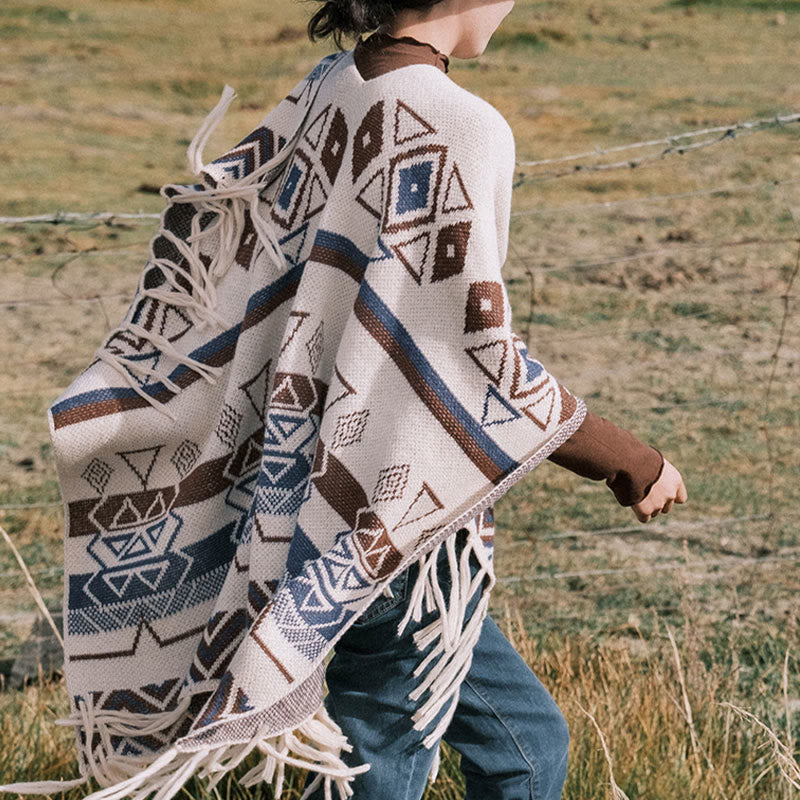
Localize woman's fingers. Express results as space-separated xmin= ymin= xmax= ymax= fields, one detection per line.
xmin=631 ymin=458 xmax=687 ymax=522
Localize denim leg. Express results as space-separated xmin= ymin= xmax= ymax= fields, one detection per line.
xmin=306 ymin=631 xmax=441 ymax=800
xmin=301 ymin=539 xmax=472 ymax=800
xmin=301 ymin=529 xmax=567 ymax=800
xmin=442 ymin=615 xmax=569 ymax=800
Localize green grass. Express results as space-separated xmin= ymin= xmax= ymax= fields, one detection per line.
xmin=1 ymin=0 xmax=799 ymax=796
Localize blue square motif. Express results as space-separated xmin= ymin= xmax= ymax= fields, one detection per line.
xmin=395 ymin=161 xmax=432 ymax=214
xmin=278 ymin=163 xmax=303 ymax=211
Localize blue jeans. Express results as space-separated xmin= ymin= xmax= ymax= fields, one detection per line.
xmin=303 ymin=529 xmax=569 ymax=800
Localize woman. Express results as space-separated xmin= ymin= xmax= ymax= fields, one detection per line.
xmin=1 ymin=3 xmax=686 ymax=800
xmin=298 ymin=2 xmax=688 ymax=799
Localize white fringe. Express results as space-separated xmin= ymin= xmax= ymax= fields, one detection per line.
xmin=0 ymin=693 xmax=368 ymax=800
xmin=397 ymin=527 xmax=495 ymax=781
xmin=187 ymin=85 xmax=237 ymax=175
xmin=97 ymin=82 xmax=309 ymax=419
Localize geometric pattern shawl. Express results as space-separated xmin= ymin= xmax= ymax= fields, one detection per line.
xmin=1 ymin=48 xmax=585 ymax=800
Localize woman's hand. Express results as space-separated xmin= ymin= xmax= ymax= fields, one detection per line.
xmin=631 ymin=457 xmax=687 ymax=523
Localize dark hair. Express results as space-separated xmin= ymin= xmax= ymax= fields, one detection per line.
xmin=307 ymin=0 xmax=445 ymax=51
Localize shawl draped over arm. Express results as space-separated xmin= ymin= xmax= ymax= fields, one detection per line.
xmin=2 ymin=50 xmax=586 ymax=800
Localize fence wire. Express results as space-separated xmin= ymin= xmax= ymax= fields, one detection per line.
xmin=1 ymin=106 xmax=798 ymax=634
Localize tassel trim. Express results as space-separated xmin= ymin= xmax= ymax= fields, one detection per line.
xmin=96 ymin=61 xmax=339 ymax=420
xmin=0 ymin=695 xmax=368 ymax=800
xmin=94 ymin=86 xmax=296 ymax=420
xmin=398 ymin=526 xmax=495 ymax=781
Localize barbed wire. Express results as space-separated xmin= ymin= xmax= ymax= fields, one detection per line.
xmin=510 ymin=176 xmax=800 ymax=218
xmin=3 ymin=296 xmax=797 ymax=375
xmin=3 ymin=345 xmax=797 ymax=402
xmin=2 ymin=234 xmax=796 ymax=309
xmin=513 ymin=112 xmax=800 ymax=180
xmin=0 ymin=360 xmax=800 ymax=404
xmin=0 ymin=211 xmax=160 ymax=226
xmin=1 ymin=113 xmax=796 ymax=227
xmin=0 ymin=108 xmax=797 ymax=633
xmin=516 ymin=113 xmax=800 ymax=168
xmin=4 ymin=177 xmax=797 ymax=235
xmin=496 ymin=552 xmax=800 ymax=585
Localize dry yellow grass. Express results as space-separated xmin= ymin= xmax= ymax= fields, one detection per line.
xmin=1 ymin=0 xmax=799 ymax=796
xmin=1 ymin=604 xmax=798 ymax=798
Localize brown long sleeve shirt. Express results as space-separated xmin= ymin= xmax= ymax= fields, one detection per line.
xmin=352 ymin=31 xmax=665 ymax=507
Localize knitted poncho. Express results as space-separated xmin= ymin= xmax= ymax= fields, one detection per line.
xmin=3 ymin=49 xmax=585 ymax=800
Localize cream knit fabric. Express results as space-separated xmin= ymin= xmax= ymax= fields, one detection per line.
xmin=1 ymin=49 xmax=585 ymax=800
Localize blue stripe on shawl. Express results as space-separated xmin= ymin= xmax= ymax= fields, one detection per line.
xmin=313 ymin=229 xmax=371 ymax=274
xmin=358 ymin=279 xmax=518 ymax=476
xmin=51 ymin=262 xmax=305 ymax=417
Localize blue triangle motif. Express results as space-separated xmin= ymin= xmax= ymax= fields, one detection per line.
xmin=343 ymin=566 xmax=370 ymax=591
xmin=236 ymin=472 xmax=259 ymax=498
xmin=105 ymin=533 xmax=134 ymax=557
xmin=124 ymin=534 xmax=151 ymax=559
xmin=517 ymin=343 xmax=544 ymax=382
xmin=321 ymin=556 xmax=350 ymax=589
xmin=261 ymin=456 xmax=294 ymax=483
xmin=279 ymin=222 xmax=309 ymax=267
xmin=146 ymin=519 xmax=167 ymax=547
xmin=270 ymin=413 xmax=307 ymax=440
xmin=105 ymin=572 xmax=131 ymax=596
xmin=481 ymin=384 xmax=522 ymax=428
xmin=137 ymin=564 xmax=166 ymax=590
xmin=300 ymin=584 xmax=334 ymax=614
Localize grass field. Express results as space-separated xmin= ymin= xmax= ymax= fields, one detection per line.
xmin=1 ymin=0 xmax=799 ymax=797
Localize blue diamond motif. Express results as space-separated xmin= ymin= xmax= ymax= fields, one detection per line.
xmin=396 ymin=161 xmax=432 ymax=214
xmin=278 ymin=163 xmax=303 ymax=211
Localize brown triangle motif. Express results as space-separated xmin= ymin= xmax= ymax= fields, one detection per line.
xmin=112 ymin=496 xmax=142 ymax=528
xmin=393 ymin=482 xmax=444 ymax=530
xmin=355 ymin=168 xmax=385 ymax=220
xmin=442 ymin=161 xmax=474 ymax=213
xmin=304 ymin=104 xmax=331 ymax=151
xmin=521 ymin=386 xmax=556 ymax=431
xmin=151 ymin=304 xmax=192 ymax=342
xmin=239 ymin=359 xmax=271 ymax=421
xmin=118 ymin=446 xmax=162 ymax=490
xmin=271 ymin=376 xmax=303 ymax=411
xmin=303 ymin=173 xmax=328 ymax=221
xmin=145 ymin=491 xmax=167 ymax=520
xmin=354 ymin=510 xmax=401 ymax=578
xmin=391 ymin=231 xmax=430 ymax=285
xmin=465 ymin=339 xmax=508 ymax=385
xmin=394 ymin=100 xmax=437 ymax=145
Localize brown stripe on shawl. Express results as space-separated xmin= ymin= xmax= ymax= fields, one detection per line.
xmin=353 ymin=294 xmax=505 ymax=484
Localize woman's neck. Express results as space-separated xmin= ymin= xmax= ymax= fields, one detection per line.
xmin=377 ymin=15 xmax=458 ymax=57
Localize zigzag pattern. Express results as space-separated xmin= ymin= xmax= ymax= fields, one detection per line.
xmin=50 ymin=47 xmax=587 ymax=773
